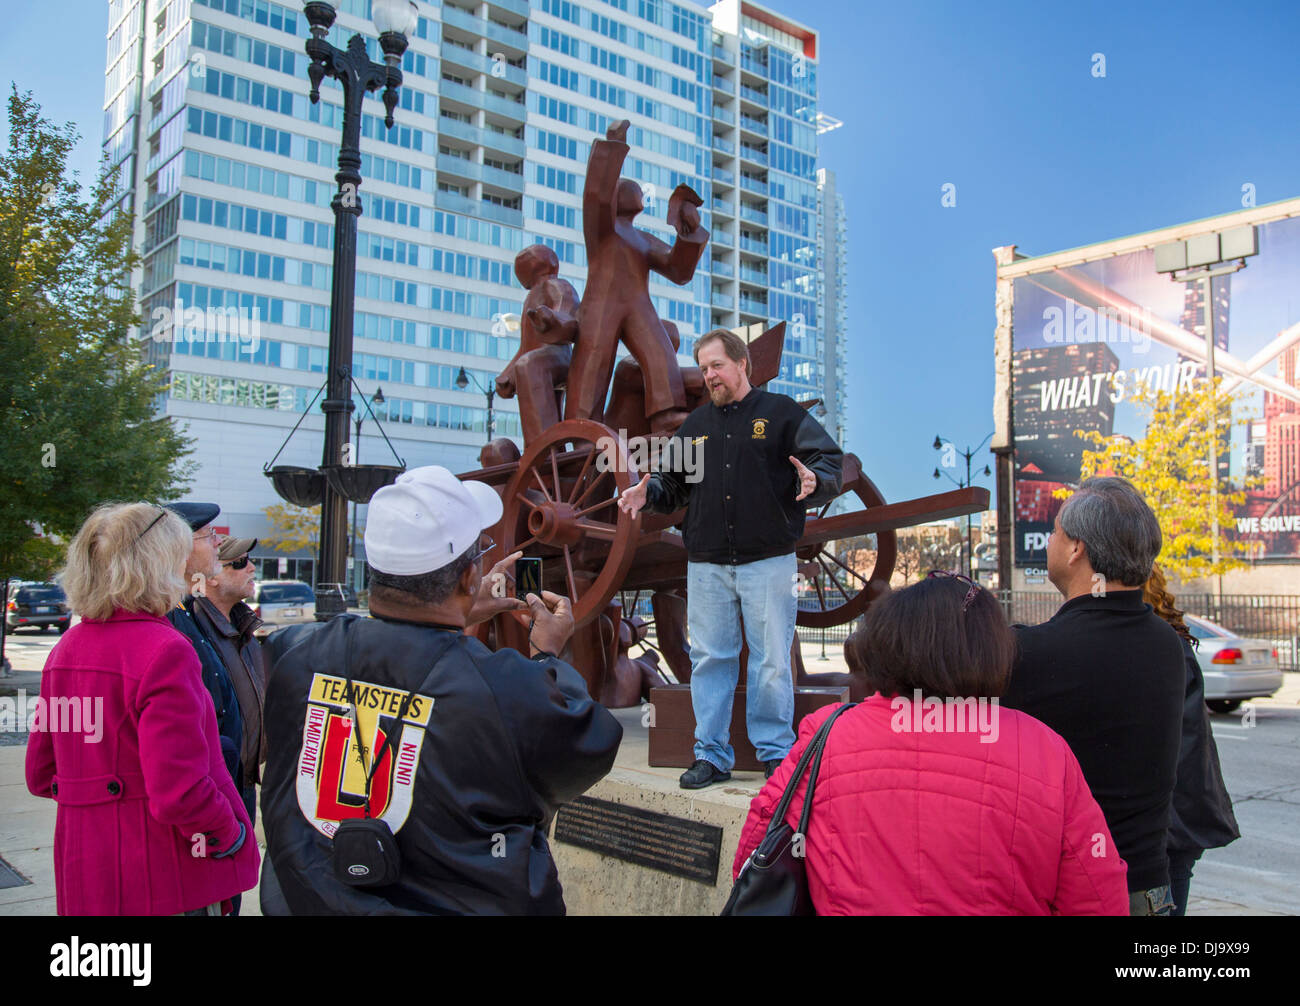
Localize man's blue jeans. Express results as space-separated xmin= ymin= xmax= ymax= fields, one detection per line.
xmin=687 ymin=554 xmax=797 ymax=771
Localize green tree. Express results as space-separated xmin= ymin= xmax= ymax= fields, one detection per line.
xmin=0 ymin=88 xmax=194 ymax=580
xmin=1054 ymin=378 xmax=1260 ymax=581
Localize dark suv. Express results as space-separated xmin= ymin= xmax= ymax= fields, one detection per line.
xmin=5 ymin=582 xmax=72 ymax=634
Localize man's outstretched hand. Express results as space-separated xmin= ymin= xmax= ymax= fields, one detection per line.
xmin=467 ymin=550 xmax=528 ymax=626
xmin=617 ymin=473 xmax=651 ymax=516
xmin=790 ymin=456 xmax=817 ymax=501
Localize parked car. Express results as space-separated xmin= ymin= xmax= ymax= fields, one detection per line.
xmin=1185 ymin=614 xmax=1284 ymax=714
xmin=250 ymin=580 xmax=317 ymax=637
xmin=5 ymin=581 xmax=72 ymax=634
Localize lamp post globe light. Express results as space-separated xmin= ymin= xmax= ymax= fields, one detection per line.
xmin=299 ymin=1 xmax=416 ymax=619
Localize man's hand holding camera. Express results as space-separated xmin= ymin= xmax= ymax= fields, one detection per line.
xmin=526 ymin=590 xmax=574 ymax=659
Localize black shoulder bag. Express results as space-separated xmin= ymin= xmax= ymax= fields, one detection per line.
xmin=331 ymin=631 xmax=453 ymax=889
xmin=720 ymin=702 xmax=856 ymax=916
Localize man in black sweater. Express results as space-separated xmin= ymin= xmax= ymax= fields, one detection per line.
xmin=1000 ymin=476 xmax=1184 ymax=916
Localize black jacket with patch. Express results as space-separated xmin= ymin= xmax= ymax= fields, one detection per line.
xmin=259 ymin=613 xmax=621 ymax=915
xmin=642 ymin=388 xmax=843 ymax=564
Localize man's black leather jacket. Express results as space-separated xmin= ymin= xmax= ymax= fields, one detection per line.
xmin=643 ymin=388 xmax=843 ymax=564
xmin=260 ymin=613 xmax=622 ymax=915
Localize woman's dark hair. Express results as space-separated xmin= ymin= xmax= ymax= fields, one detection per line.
xmin=1143 ymin=562 xmax=1195 ymax=647
xmin=844 ymin=577 xmax=1016 ymax=699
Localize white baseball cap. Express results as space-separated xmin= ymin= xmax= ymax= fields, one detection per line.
xmin=364 ymin=466 xmax=503 ymax=576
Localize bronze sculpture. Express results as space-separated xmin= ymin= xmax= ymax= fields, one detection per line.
xmin=460 ymin=124 xmax=988 ymax=769
xmin=564 ymin=120 xmax=708 ymax=436
xmin=495 ymin=244 xmax=578 ymax=446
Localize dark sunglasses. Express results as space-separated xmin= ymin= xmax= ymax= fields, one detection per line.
xmin=222 ymin=556 xmax=252 ymax=570
xmin=927 ymin=569 xmax=981 ymax=612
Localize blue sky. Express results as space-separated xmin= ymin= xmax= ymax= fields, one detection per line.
xmin=3 ymin=1 xmax=1298 ymax=507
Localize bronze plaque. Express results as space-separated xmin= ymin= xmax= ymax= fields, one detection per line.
xmin=554 ymin=796 xmax=722 ymax=885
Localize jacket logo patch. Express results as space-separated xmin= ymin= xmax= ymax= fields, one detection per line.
xmin=751 ymin=418 xmax=767 ymax=440
xmin=692 ymin=435 xmax=707 ymax=445
xmin=296 ymin=673 xmax=434 ymax=839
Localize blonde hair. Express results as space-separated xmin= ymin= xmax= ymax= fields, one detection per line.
xmin=61 ymin=502 xmax=191 ymax=620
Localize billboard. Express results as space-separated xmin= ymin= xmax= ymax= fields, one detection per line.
xmin=994 ymin=200 xmax=1300 ymax=579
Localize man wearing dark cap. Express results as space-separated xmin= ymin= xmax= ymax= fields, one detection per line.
xmin=192 ymin=535 xmax=267 ymax=822
xmin=164 ymin=503 xmax=244 ymax=794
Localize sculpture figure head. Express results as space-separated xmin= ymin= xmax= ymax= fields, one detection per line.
xmin=514 ymin=244 xmax=560 ymax=290
xmin=616 ymin=178 xmax=645 ymax=218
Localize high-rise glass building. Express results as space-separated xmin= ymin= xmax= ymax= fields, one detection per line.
xmin=102 ymin=0 xmax=837 ymax=581
xmin=817 ymin=166 xmax=845 ymax=450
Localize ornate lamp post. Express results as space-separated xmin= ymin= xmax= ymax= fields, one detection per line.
xmin=350 ymin=385 xmax=384 ymax=592
xmin=932 ymin=432 xmax=994 ymax=581
xmin=456 ymin=366 xmax=495 ymax=444
xmin=300 ymin=0 xmax=417 ymax=619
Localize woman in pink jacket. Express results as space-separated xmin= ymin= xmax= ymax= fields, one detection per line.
xmin=734 ymin=572 xmax=1129 ymax=915
xmin=26 ymin=502 xmax=260 ymax=915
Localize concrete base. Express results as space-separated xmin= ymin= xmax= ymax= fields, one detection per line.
xmin=549 ymin=706 xmax=766 ymax=916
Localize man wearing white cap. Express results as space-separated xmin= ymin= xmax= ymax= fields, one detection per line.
xmin=259 ymin=466 xmax=622 ymax=915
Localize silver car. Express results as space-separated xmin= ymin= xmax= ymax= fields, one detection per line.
xmin=1185 ymin=614 xmax=1283 ymax=714
xmin=250 ymin=580 xmax=317 ymax=638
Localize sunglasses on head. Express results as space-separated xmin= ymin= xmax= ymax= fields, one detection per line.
xmin=927 ymin=569 xmax=981 ymax=612
xmin=222 ymin=556 xmax=252 ymax=570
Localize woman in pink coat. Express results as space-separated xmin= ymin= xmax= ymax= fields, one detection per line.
xmin=734 ymin=573 xmax=1129 ymax=915
xmin=26 ymin=502 xmax=260 ymax=915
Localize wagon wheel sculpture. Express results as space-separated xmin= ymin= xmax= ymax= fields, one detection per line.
xmin=795 ymin=453 xmax=896 ymax=629
xmin=498 ymin=419 xmax=641 ymax=627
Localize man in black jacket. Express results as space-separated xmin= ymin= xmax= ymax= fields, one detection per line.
xmin=1000 ymin=476 xmax=1184 ymax=916
xmin=260 ymin=466 xmax=622 ymax=915
xmin=164 ymin=502 xmax=244 ymax=789
xmin=192 ymin=535 xmax=267 ymax=824
xmin=619 ymin=328 xmax=843 ymax=789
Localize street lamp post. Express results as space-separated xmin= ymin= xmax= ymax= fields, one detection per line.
xmin=349 ymin=386 xmax=384 ymax=593
xmin=456 ymin=367 xmax=495 ymax=443
xmin=301 ymin=0 xmax=417 ymax=619
xmin=933 ymin=432 xmax=994 ymax=580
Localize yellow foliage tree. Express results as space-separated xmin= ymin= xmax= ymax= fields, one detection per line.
xmin=262 ymin=503 xmax=320 ymax=553
xmin=1053 ymin=378 xmax=1261 ymax=581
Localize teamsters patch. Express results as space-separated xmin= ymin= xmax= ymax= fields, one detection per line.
xmin=296 ymin=673 xmax=435 ymax=839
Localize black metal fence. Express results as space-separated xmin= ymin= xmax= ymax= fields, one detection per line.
xmin=637 ymin=593 xmax=1300 ymax=671
xmin=999 ymin=591 xmax=1300 ymax=671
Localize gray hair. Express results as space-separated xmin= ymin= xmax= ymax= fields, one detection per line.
xmin=367 ymin=546 xmax=476 ymax=606
xmin=1058 ymin=476 xmax=1162 ymax=586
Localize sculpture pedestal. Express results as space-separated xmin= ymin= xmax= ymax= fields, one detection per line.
xmin=646 ymin=683 xmax=850 ymax=771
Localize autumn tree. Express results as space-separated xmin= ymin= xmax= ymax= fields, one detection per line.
xmin=0 ymin=89 xmax=193 ymax=581
xmin=1054 ymin=378 xmax=1259 ymax=581
xmin=262 ymin=503 xmax=321 ymax=553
